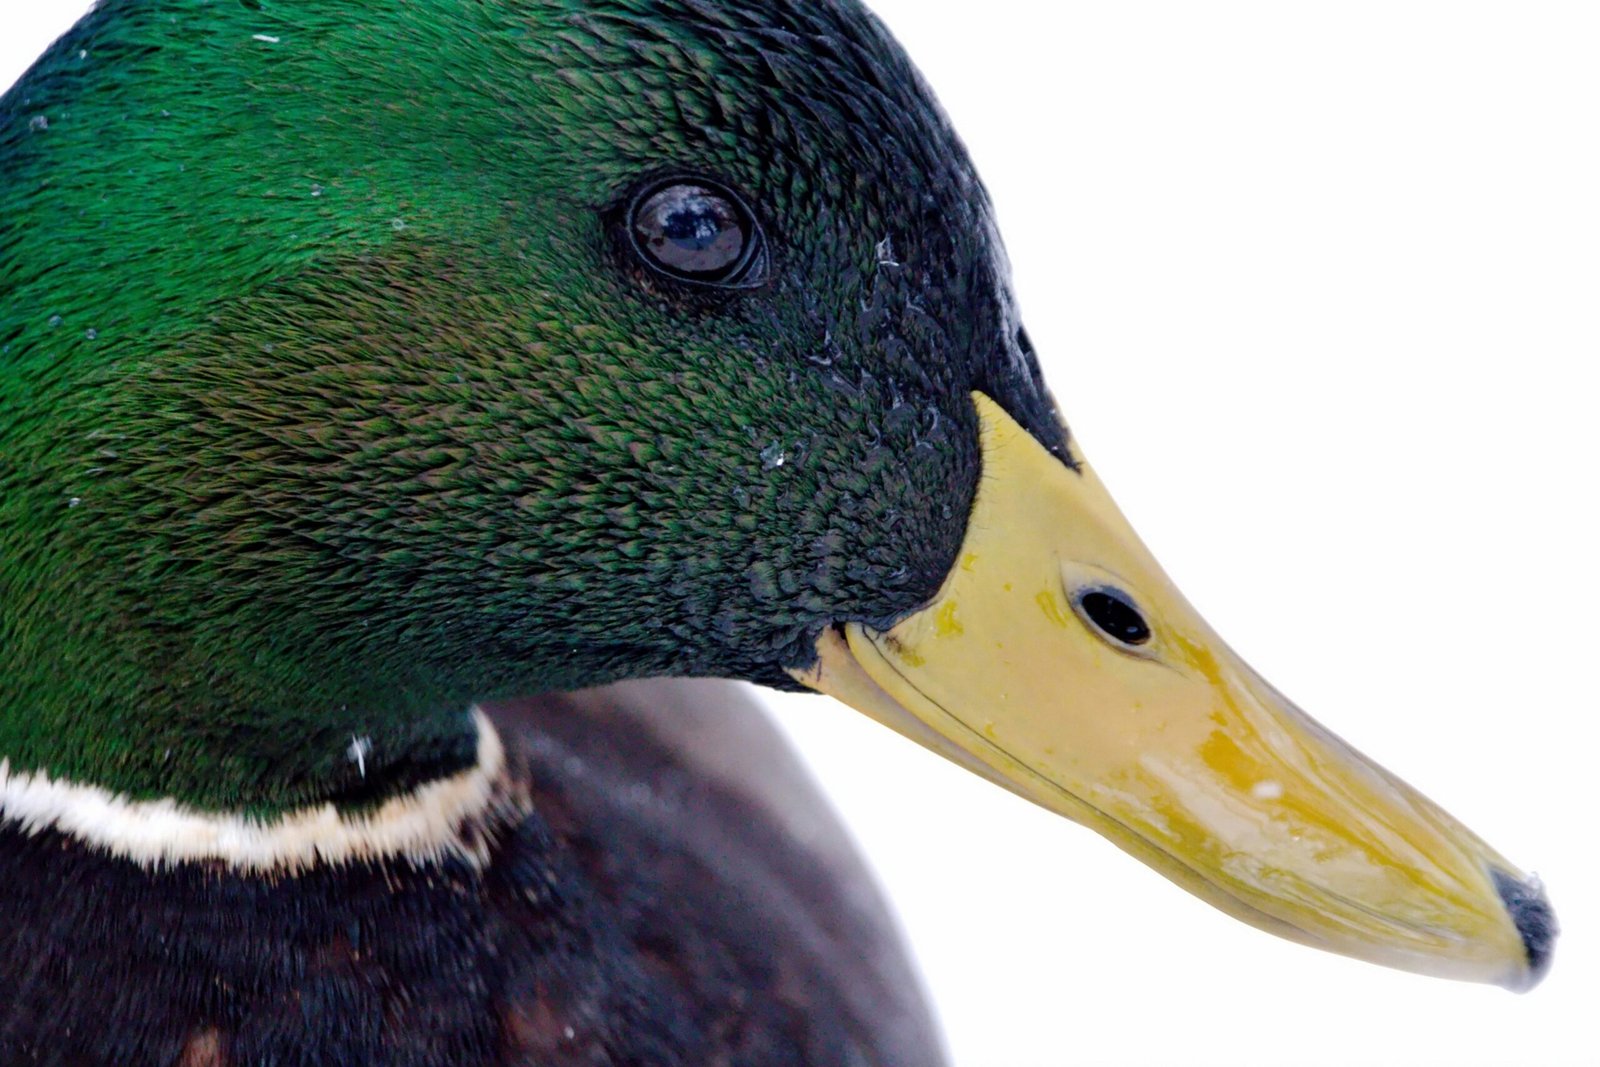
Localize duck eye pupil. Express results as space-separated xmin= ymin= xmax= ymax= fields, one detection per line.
xmin=1079 ymin=590 xmax=1152 ymax=646
xmin=631 ymin=182 xmax=754 ymax=282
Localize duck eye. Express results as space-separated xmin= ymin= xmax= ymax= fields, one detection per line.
xmin=628 ymin=179 xmax=764 ymax=287
xmin=1076 ymin=589 xmax=1153 ymax=648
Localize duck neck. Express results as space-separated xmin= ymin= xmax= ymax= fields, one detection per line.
xmin=0 ymin=617 xmax=490 ymax=823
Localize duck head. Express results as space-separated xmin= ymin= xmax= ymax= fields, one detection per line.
xmin=0 ymin=0 xmax=1551 ymax=988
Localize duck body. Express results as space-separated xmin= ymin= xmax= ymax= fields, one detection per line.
xmin=0 ymin=681 xmax=941 ymax=1066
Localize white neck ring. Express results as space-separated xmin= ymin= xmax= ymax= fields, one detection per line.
xmin=0 ymin=709 xmax=516 ymax=872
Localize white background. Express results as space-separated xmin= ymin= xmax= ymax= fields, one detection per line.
xmin=4 ymin=3 xmax=1596 ymax=1065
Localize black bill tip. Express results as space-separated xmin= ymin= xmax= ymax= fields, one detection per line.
xmin=1492 ymin=869 xmax=1556 ymax=990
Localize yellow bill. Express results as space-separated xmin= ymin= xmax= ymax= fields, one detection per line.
xmin=792 ymin=391 xmax=1554 ymax=990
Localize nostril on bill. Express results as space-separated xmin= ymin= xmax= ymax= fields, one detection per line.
xmin=1492 ymin=869 xmax=1557 ymax=988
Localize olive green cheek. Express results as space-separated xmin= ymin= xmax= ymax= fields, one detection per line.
xmin=1 ymin=212 xmax=979 ymax=813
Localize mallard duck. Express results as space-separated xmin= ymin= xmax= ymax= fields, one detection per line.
xmin=0 ymin=1 xmax=1555 ymax=1063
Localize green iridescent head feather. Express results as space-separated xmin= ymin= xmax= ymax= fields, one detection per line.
xmin=1 ymin=0 xmax=1064 ymax=812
